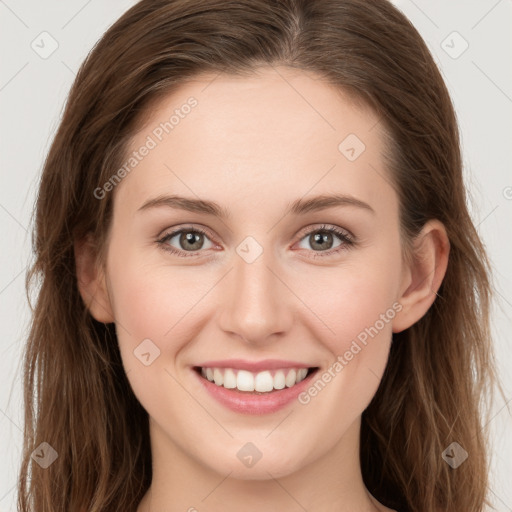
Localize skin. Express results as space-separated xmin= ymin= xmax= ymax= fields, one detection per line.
xmin=76 ymin=66 xmax=449 ymax=511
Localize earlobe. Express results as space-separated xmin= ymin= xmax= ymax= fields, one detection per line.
xmin=74 ymin=234 xmax=115 ymax=323
xmin=392 ymin=220 xmax=450 ymax=333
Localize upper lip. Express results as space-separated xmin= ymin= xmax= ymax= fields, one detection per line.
xmin=195 ymin=359 xmax=315 ymax=372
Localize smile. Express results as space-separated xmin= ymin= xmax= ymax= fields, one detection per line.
xmin=193 ymin=361 xmax=320 ymax=414
xmin=197 ymin=366 xmax=313 ymax=393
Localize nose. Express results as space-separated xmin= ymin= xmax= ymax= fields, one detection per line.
xmin=217 ymin=244 xmax=294 ymax=345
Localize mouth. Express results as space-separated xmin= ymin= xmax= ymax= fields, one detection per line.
xmin=193 ymin=366 xmax=319 ymax=394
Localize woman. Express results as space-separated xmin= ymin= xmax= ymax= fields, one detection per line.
xmin=18 ymin=0 xmax=501 ymax=510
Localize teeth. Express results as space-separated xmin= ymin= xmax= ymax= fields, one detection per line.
xmin=237 ymin=370 xmax=254 ymax=391
xmin=213 ymin=368 xmax=224 ymax=386
xmin=254 ymin=371 xmax=273 ymax=392
xmin=285 ymin=369 xmax=296 ymax=387
xmin=273 ymin=370 xmax=286 ymax=390
xmin=199 ymin=366 xmax=311 ymax=393
xmin=223 ymin=368 xmax=237 ymax=389
xmin=297 ymin=368 xmax=308 ymax=381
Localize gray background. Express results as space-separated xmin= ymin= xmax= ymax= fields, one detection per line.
xmin=0 ymin=0 xmax=511 ymax=510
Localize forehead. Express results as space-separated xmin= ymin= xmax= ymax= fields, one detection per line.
xmin=135 ymin=66 xmax=380 ymax=152
xmin=116 ymin=66 xmax=393 ymax=216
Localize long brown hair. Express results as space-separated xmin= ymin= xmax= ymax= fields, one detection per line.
xmin=19 ymin=0 xmax=503 ymax=510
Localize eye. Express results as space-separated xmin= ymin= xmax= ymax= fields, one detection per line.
xmin=157 ymin=226 xmax=215 ymax=256
xmin=157 ymin=223 xmax=355 ymax=259
xmin=295 ymin=224 xmax=355 ymax=257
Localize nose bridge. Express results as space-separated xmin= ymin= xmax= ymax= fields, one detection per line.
xmin=218 ymin=236 xmax=293 ymax=344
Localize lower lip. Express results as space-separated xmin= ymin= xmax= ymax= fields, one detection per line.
xmin=194 ymin=368 xmax=318 ymax=414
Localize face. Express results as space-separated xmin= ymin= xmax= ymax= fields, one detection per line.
xmin=95 ymin=66 xmax=409 ymax=480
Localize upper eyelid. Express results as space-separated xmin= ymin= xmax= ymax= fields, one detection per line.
xmin=158 ymin=224 xmax=213 ymax=239
xmin=296 ymin=224 xmax=352 ymax=239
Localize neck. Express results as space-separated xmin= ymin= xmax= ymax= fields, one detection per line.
xmin=137 ymin=416 xmax=384 ymax=512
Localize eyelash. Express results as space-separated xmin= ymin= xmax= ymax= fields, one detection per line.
xmin=156 ymin=224 xmax=355 ymax=259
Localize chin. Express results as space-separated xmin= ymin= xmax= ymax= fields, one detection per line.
xmin=203 ymin=449 xmax=306 ymax=480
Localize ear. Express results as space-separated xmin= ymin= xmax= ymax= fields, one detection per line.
xmin=392 ymin=219 xmax=450 ymax=333
xmin=74 ymin=233 xmax=115 ymax=323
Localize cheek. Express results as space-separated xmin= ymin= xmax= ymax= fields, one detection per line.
xmin=292 ymin=273 xmax=398 ymax=431
xmin=304 ymin=262 xmax=400 ymax=350
xmin=109 ymin=270 xmax=171 ymax=340
xmin=106 ymin=249 xmax=220 ymax=367
xmin=105 ymin=258 xmax=208 ymax=413
xmin=296 ymin=251 xmax=402 ymax=408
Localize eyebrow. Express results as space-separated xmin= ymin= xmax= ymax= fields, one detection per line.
xmin=137 ymin=193 xmax=375 ymax=218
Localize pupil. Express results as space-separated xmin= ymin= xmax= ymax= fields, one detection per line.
xmin=312 ymin=232 xmax=332 ymax=250
xmin=181 ymin=231 xmax=203 ymax=250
